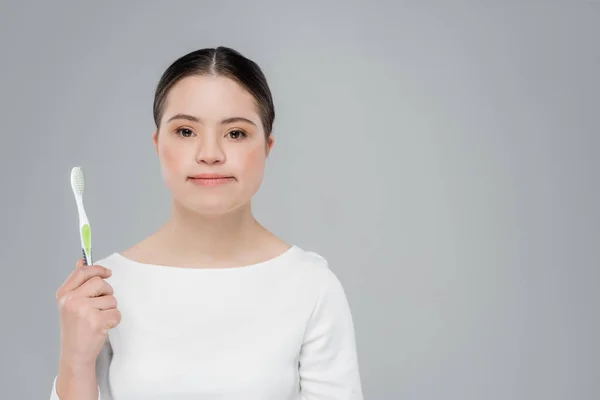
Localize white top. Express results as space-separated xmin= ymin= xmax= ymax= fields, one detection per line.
xmin=49 ymin=245 xmax=363 ymax=399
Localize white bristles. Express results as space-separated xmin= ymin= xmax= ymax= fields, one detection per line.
xmin=70 ymin=167 xmax=85 ymax=196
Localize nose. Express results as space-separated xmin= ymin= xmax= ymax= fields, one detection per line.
xmin=195 ymin=136 xmax=225 ymax=165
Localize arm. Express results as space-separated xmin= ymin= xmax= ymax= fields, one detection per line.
xmin=50 ymin=336 xmax=113 ymax=400
xmin=52 ymin=361 xmax=99 ymax=400
xmin=299 ymin=267 xmax=363 ymax=400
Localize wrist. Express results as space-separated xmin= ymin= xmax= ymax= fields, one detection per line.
xmin=58 ymin=355 xmax=96 ymax=375
xmin=56 ymin=360 xmax=98 ymax=400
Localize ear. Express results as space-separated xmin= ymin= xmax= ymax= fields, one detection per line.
xmin=152 ymin=129 xmax=159 ymax=154
xmin=266 ymin=135 xmax=275 ymax=157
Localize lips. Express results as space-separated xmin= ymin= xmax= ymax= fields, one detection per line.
xmin=189 ymin=173 xmax=233 ymax=179
xmin=187 ymin=174 xmax=235 ymax=187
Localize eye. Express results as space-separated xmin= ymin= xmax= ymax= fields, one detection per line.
xmin=175 ymin=128 xmax=194 ymax=138
xmin=226 ymin=129 xmax=247 ymax=141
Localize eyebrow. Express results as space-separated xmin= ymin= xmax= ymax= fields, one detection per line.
xmin=166 ymin=113 xmax=257 ymax=127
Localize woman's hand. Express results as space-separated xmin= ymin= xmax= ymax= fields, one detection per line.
xmin=55 ymin=258 xmax=120 ymax=368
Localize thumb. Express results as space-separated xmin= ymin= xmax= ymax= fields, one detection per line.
xmin=76 ymin=258 xmax=84 ymax=269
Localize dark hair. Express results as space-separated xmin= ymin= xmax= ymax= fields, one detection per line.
xmin=153 ymin=46 xmax=275 ymax=137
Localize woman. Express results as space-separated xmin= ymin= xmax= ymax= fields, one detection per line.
xmin=50 ymin=46 xmax=363 ymax=400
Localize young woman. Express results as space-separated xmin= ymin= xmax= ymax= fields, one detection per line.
xmin=51 ymin=46 xmax=363 ymax=400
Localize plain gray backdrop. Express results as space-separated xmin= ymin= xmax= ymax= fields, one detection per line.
xmin=0 ymin=1 xmax=598 ymax=399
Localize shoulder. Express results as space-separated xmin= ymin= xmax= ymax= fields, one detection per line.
xmin=290 ymin=245 xmax=328 ymax=267
xmin=288 ymin=246 xmax=329 ymax=274
xmin=287 ymin=246 xmax=347 ymax=295
xmin=290 ymin=247 xmax=355 ymax=331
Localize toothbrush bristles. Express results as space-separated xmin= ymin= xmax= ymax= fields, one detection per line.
xmin=70 ymin=167 xmax=85 ymax=195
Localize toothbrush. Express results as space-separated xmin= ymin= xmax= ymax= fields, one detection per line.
xmin=70 ymin=167 xmax=93 ymax=266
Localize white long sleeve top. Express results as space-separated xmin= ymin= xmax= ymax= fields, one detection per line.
xmin=49 ymin=244 xmax=363 ymax=399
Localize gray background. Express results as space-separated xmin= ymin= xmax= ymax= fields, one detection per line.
xmin=0 ymin=1 xmax=598 ymax=399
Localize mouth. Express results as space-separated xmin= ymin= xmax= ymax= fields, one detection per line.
xmin=187 ymin=174 xmax=235 ymax=187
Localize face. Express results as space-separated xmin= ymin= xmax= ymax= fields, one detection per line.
xmin=152 ymin=75 xmax=274 ymax=216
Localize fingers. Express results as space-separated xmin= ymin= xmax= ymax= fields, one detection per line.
xmin=57 ymin=277 xmax=114 ymax=309
xmin=73 ymin=276 xmax=114 ymax=298
xmin=100 ymin=308 xmax=122 ymax=333
xmin=90 ymin=295 xmax=118 ymax=311
xmin=60 ymin=261 xmax=112 ymax=294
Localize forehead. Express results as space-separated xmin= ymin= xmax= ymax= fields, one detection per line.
xmin=163 ymin=75 xmax=260 ymax=122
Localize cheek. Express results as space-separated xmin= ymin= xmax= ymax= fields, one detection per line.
xmin=241 ymin=145 xmax=266 ymax=177
xmin=159 ymin=142 xmax=183 ymax=182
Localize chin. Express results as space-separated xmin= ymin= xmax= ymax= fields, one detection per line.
xmin=182 ymin=198 xmax=247 ymax=216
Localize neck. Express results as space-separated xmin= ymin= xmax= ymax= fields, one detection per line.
xmin=156 ymin=199 xmax=265 ymax=262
